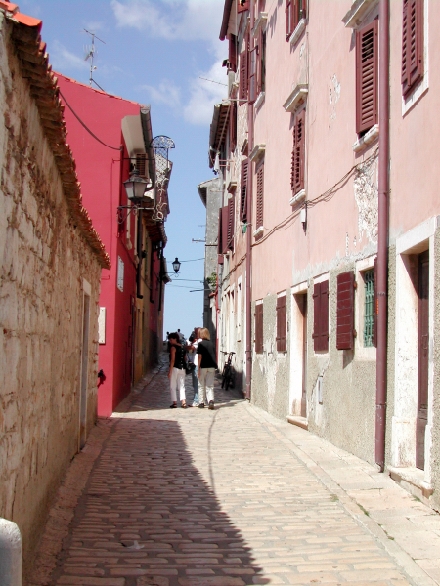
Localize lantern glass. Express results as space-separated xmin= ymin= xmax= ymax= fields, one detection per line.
xmin=172 ymin=257 xmax=181 ymax=273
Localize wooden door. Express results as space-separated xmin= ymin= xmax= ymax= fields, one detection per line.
xmin=417 ymin=250 xmax=429 ymax=470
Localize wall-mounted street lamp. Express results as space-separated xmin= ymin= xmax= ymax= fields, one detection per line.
xmin=117 ymin=168 xmax=154 ymax=225
xmin=172 ymin=257 xmax=181 ymax=274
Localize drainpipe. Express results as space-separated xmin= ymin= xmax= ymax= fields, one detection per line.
xmin=375 ymin=0 xmax=390 ymax=472
xmin=245 ymin=0 xmax=255 ymax=400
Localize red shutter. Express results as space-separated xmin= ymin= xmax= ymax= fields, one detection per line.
xmin=229 ymin=34 xmax=237 ymax=73
xmin=256 ymin=163 xmax=264 ymax=230
xmin=217 ymin=208 xmax=224 ymax=264
xmin=286 ymin=0 xmax=292 ymax=39
xmin=402 ymin=0 xmax=423 ymax=96
xmin=256 ymin=28 xmax=263 ymax=95
xmin=255 ymin=303 xmax=263 ymax=354
xmin=239 ymin=47 xmax=248 ymax=102
xmin=229 ymin=101 xmax=237 ymax=151
xmin=238 ymin=0 xmax=250 ymax=13
xmin=221 ymin=205 xmax=229 ymax=254
xmin=276 ymin=296 xmax=287 ymax=352
xmin=241 ymin=159 xmax=248 ymax=222
xmin=291 ymin=109 xmax=305 ymax=194
xmin=336 ymin=272 xmax=355 ymax=350
xmin=313 ymin=280 xmax=329 ymax=352
xmin=227 ymin=196 xmax=235 ymax=252
xmin=356 ymin=20 xmax=378 ymax=135
xmin=248 ymin=43 xmax=258 ymax=105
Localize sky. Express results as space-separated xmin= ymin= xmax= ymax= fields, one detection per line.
xmin=20 ymin=0 xmax=227 ymax=338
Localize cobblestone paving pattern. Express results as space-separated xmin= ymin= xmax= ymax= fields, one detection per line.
xmin=47 ymin=363 xmax=419 ymax=586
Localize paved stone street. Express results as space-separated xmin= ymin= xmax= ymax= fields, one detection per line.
xmin=30 ymin=357 xmax=440 ymax=586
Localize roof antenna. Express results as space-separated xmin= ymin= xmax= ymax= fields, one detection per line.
xmin=83 ymin=29 xmax=106 ymax=92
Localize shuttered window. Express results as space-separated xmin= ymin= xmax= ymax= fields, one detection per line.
xmin=229 ymin=34 xmax=237 ymax=73
xmin=136 ymin=153 xmax=147 ymax=178
xmin=364 ymin=269 xmax=375 ymax=347
xmin=373 ymin=257 xmax=377 ymax=348
xmin=256 ymin=162 xmax=264 ymax=230
xmin=239 ymin=37 xmax=249 ymax=102
xmin=217 ymin=208 xmax=224 ymax=264
xmin=238 ymin=0 xmax=250 ymax=13
xmin=336 ymin=272 xmax=355 ymax=350
xmin=230 ymin=101 xmax=237 ymax=152
xmin=356 ymin=20 xmax=378 ymax=136
xmin=255 ymin=303 xmax=264 ymax=354
xmin=291 ymin=109 xmax=305 ymax=194
xmin=221 ymin=205 xmax=229 ymax=254
xmin=313 ymin=280 xmax=329 ymax=352
xmin=248 ymin=44 xmax=258 ymax=105
xmin=276 ymin=295 xmax=287 ymax=352
xmin=241 ymin=159 xmax=248 ymax=222
xmin=402 ymin=0 xmax=423 ymax=96
xmin=286 ymin=0 xmax=307 ymax=40
xmin=227 ymin=196 xmax=235 ymax=252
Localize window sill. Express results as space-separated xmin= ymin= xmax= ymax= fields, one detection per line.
xmin=353 ymin=124 xmax=379 ymax=152
xmin=253 ymin=226 xmax=264 ymax=239
xmin=289 ymin=188 xmax=306 ymax=206
xmin=254 ymin=91 xmax=265 ymax=110
xmin=284 ymin=83 xmax=308 ymax=113
xmin=289 ymin=18 xmax=306 ymax=46
xmin=342 ymin=0 xmax=378 ymax=28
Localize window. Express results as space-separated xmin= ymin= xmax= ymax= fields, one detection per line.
xmin=363 ymin=268 xmax=375 ymax=347
xmin=276 ymin=295 xmax=287 ymax=352
xmin=336 ymin=272 xmax=355 ymax=350
xmin=239 ymin=34 xmax=249 ymax=102
xmin=229 ymin=101 xmax=237 ymax=152
xmin=313 ymin=280 xmax=329 ymax=352
xmin=291 ymin=108 xmax=305 ymax=195
xmin=227 ymin=196 xmax=235 ymax=252
xmin=249 ymin=29 xmax=265 ymax=104
xmin=255 ymin=302 xmax=263 ymax=354
xmin=402 ymin=0 xmax=423 ymax=97
xmin=255 ymin=161 xmax=264 ymax=231
xmin=286 ymin=0 xmax=307 ymax=40
xmin=241 ymin=159 xmax=248 ymax=223
xmin=229 ymin=34 xmax=238 ymax=73
xmin=356 ymin=20 xmax=378 ymax=136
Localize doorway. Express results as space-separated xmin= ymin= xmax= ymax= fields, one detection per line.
xmin=79 ymin=293 xmax=90 ymax=450
xmin=417 ymin=250 xmax=429 ymax=470
xmin=289 ymin=288 xmax=308 ymax=417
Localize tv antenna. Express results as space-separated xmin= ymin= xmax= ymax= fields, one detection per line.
xmin=83 ymin=29 xmax=106 ymax=91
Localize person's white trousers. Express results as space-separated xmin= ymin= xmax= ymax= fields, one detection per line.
xmin=199 ymin=367 xmax=215 ymax=404
xmin=170 ymin=368 xmax=186 ymax=402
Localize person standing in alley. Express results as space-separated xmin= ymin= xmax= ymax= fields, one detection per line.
xmin=197 ymin=328 xmax=218 ymax=410
xmin=187 ymin=331 xmax=199 ymax=407
xmin=168 ymin=332 xmax=187 ymax=408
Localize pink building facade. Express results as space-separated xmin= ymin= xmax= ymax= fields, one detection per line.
xmin=58 ymin=75 xmax=170 ymax=416
xmin=211 ymin=0 xmax=440 ymax=511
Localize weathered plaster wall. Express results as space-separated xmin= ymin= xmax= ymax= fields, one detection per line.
xmin=0 ymin=19 xmax=101 ymax=568
xmin=251 ymin=294 xmax=290 ymax=419
xmin=432 ymin=230 xmax=440 ymax=510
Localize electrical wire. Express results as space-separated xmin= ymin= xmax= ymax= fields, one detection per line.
xmin=59 ymin=89 xmax=122 ymax=151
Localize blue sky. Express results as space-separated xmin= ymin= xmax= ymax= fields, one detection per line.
xmin=20 ymin=0 xmax=227 ymax=338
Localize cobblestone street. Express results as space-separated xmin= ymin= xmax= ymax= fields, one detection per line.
xmin=30 ymin=357 xmax=440 ymax=586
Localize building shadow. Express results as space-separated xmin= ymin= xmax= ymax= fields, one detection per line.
xmin=51 ymin=416 xmax=268 ymax=585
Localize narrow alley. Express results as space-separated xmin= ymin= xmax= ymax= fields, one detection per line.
xmin=29 ymin=358 xmax=440 ymax=586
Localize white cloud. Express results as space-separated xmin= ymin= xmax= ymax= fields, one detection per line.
xmin=184 ymin=60 xmax=227 ymax=125
xmin=111 ymin=0 xmax=224 ymax=41
xmin=50 ymin=41 xmax=89 ymax=72
xmin=142 ymin=80 xmax=182 ymax=108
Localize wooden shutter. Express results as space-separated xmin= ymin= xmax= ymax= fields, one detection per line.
xmin=238 ymin=0 xmax=250 ymax=13
xmin=336 ymin=272 xmax=355 ymax=350
xmin=276 ymin=296 xmax=287 ymax=352
xmin=221 ymin=206 xmax=229 ymax=254
xmin=286 ymin=0 xmax=293 ymax=39
xmin=256 ymin=162 xmax=264 ymax=230
xmin=256 ymin=28 xmax=263 ymax=95
xmin=241 ymin=159 xmax=248 ymax=222
xmin=291 ymin=109 xmax=305 ymax=194
xmin=229 ymin=101 xmax=237 ymax=152
xmin=227 ymin=196 xmax=235 ymax=252
xmin=248 ymin=43 xmax=258 ymax=105
xmin=373 ymin=256 xmax=377 ymax=347
xmin=356 ymin=20 xmax=378 ymax=135
xmin=313 ymin=280 xmax=329 ymax=352
xmin=255 ymin=303 xmax=263 ymax=354
xmin=402 ymin=0 xmax=423 ymax=96
xmin=239 ymin=48 xmax=248 ymax=102
xmin=229 ymin=34 xmax=237 ymax=73
xmin=136 ymin=153 xmax=147 ymax=179
xmin=217 ymin=208 xmax=223 ymax=255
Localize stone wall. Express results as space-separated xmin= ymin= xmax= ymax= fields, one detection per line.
xmin=0 ymin=17 xmax=102 ymax=571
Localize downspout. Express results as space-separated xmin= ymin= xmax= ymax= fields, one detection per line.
xmin=375 ymin=0 xmax=390 ymax=471
xmin=245 ymin=0 xmax=255 ymax=400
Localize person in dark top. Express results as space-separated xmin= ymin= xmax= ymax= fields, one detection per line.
xmin=197 ymin=328 xmax=218 ymax=410
xmin=168 ymin=332 xmax=187 ymax=408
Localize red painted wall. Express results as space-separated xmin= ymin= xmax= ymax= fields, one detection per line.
xmin=57 ymin=74 xmax=141 ymax=416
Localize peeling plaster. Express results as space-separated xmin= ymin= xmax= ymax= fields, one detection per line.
xmin=353 ymin=155 xmax=378 ymax=243
xmin=329 ymin=74 xmax=341 ymax=124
